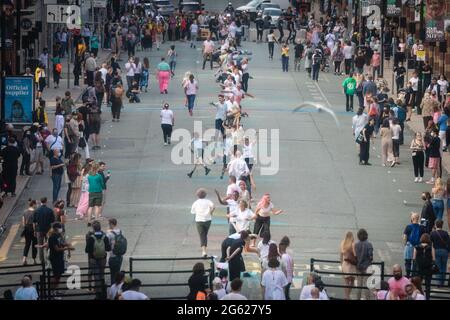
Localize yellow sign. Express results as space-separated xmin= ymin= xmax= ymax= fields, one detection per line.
xmin=416 ymin=50 xmax=426 ymax=61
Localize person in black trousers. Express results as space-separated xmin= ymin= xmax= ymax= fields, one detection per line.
xmin=0 ymin=137 xmax=20 ymax=196
xmin=226 ymin=231 xmax=250 ymax=281
xmin=411 ymin=132 xmax=425 ymax=182
xmin=21 ymin=199 xmax=38 ymax=265
xmin=359 ymin=118 xmax=375 ymax=165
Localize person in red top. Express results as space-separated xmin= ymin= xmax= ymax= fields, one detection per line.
xmin=181 ymin=17 xmax=187 ymax=41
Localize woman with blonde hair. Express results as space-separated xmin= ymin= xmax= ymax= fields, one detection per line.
xmin=252 ymin=194 xmax=283 ymax=237
xmin=431 ymin=178 xmax=445 ymax=221
xmin=410 ymin=132 xmax=425 ymax=182
xmin=340 ymin=231 xmax=357 ymax=300
xmin=87 ymin=162 xmax=106 ymax=221
xmin=380 ymin=119 xmax=393 ymax=167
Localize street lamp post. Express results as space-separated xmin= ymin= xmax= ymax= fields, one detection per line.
xmin=417 ymin=0 xmax=424 ymax=109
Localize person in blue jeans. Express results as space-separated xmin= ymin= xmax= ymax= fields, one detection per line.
xmin=431 ymin=178 xmax=445 ymax=221
xmin=50 ymin=149 xmax=65 ymax=204
xmin=437 ymin=107 xmax=449 ymax=152
xmin=431 ymin=220 xmax=449 ymax=286
xmin=311 ymin=50 xmax=322 ymax=82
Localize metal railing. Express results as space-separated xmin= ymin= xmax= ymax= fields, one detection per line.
xmin=310 ymin=258 xmax=450 ymax=300
xmin=129 ymin=256 xmax=215 ymax=300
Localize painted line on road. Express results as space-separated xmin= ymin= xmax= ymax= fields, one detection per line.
xmin=0 ymin=224 xmax=20 ymax=262
xmin=313 ymin=81 xmax=333 ymax=109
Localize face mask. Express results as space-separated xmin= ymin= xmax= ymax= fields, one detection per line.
xmin=394 ymin=274 xmax=402 ymax=281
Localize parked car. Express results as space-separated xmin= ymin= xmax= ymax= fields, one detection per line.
xmin=262 ymin=8 xmax=282 ymax=27
xmin=153 ymin=0 xmax=175 ymax=16
xmin=178 ymin=1 xmax=204 ymax=17
xmin=236 ymin=0 xmax=271 ymax=20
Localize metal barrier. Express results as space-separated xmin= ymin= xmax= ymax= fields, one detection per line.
xmin=0 ymin=263 xmax=46 ymax=299
xmin=310 ymin=258 xmax=450 ymax=300
xmin=129 ymin=256 xmax=215 ymax=300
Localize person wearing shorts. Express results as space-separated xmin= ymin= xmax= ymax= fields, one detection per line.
xmin=427 ymin=129 xmax=441 ymax=184
xmin=88 ymin=103 xmax=102 ymax=150
xmin=187 ymin=133 xmax=211 ymax=178
xmin=87 ymin=163 xmax=106 ymax=220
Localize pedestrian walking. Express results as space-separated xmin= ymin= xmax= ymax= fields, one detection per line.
xmin=202 ymin=37 xmax=215 ymax=70
xmin=267 ymin=30 xmax=278 ymax=60
xmin=111 ymin=83 xmax=124 ymax=122
xmin=33 ymin=197 xmax=55 ymax=264
xmin=187 ymin=132 xmax=211 ymax=178
xmin=50 ymin=149 xmax=65 ymax=203
xmin=21 ymin=199 xmax=38 ymax=266
xmin=167 ymin=45 xmax=177 ymax=78
xmin=160 ymin=103 xmax=174 ymax=146
xmin=184 ymin=74 xmax=199 ymax=116
xmin=311 ymin=49 xmax=322 ymax=82
xmin=191 ymin=188 xmax=215 ymax=257
xmin=66 ymin=153 xmax=81 ymax=208
xmin=390 ymin=118 xmax=402 ymax=167
xmin=304 ymin=43 xmax=313 ymax=78
xmin=157 ymin=57 xmax=171 ymax=94
xmin=281 ymin=43 xmax=290 ymax=72
xmin=358 ymin=118 xmax=375 ymax=166
xmin=342 ymin=72 xmax=356 ymax=112
xmin=380 ymin=119 xmax=393 ymax=167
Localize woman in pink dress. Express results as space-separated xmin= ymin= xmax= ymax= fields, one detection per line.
xmin=75 ymin=163 xmax=91 ymax=220
xmin=156 ymin=57 xmax=171 ymax=94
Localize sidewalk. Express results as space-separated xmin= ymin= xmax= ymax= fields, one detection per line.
xmin=0 ymin=49 xmax=116 ymax=229
xmin=381 ymin=61 xmax=450 ymax=175
xmin=41 ymin=49 xmax=113 ymax=108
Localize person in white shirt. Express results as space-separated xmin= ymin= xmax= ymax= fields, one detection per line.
xmin=190 ymin=20 xmax=199 ymax=49
xmin=226 ymin=175 xmax=240 ymax=196
xmin=125 ymin=57 xmax=136 ymax=89
xmin=191 ymin=188 xmax=215 ymax=257
xmin=160 ymin=103 xmax=174 ymax=145
xmin=221 ymin=278 xmax=248 ymax=300
xmin=108 ymin=271 xmax=125 ymax=300
xmin=187 ymin=132 xmax=211 ymax=178
xmin=299 ymin=273 xmax=329 ymax=300
xmin=261 ymin=258 xmax=289 ymax=300
xmin=45 ymin=128 xmax=64 ymax=155
xmin=54 ymin=110 xmax=65 ymax=137
xmin=184 ymin=74 xmax=199 ymax=116
xmin=390 ymin=118 xmax=402 ymax=167
xmin=120 ymin=279 xmax=149 ymax=300
xmin=343 ymin=42 xmax=353 ymax=75
xmin=227 ymin=151 xmax=250 ymax=181
xmin=211 ymin=94 xmax=227 ymax=138
xmin=216 ymin=189 xmax=240 ymax=234
xmin=233 ymin=200 xmax=253 ymax=233
xmin=352 ymin=107 xmax=369 ymax=139
xmin=257 ymin=232 xmax=276 ymax=266
xmin=279 ymin=236 xmax=294 ymax=300
xmin=99 ymin=63 xmax=108 ymax=83
xmin=325 ymin=32 xmax=336 ymax=51
xmin=405 ymin=284 xmax=425 ymax=300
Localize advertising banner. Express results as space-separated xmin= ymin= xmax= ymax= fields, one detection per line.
xmin=424 ymin=0 xmax=449 ymax=42
xmin=2 ymin=77 xmax=34 ymax=124
xmin=386 ymin=0 xmax=401 ymax=17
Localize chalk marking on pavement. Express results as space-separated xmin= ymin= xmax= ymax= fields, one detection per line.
xmin=0 ymin=224 xmax=20 ymax=262
xmin=393 ymin=179 xmax=396 ymax=182
xmin=398 ymin=189 xmax=402 ymax=193
xmin=321 ymin=73 xmax=330 ymax=83
xmin=313 ymin=81 xmax=332 ymax=109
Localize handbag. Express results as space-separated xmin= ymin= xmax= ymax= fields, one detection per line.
xmin=355 ymin=132 xmax=364 ymax=144
xmin=432 ymin=263 xmax=440 ymax=274
xmin=78 ymin=137 xmax=86 ymax=148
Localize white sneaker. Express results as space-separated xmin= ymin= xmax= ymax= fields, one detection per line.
xmin=418 ymin=177 xmax=423 ymax=183
xmin=414 ymin=177 xmax=419 ymax=183
xmin=164 ymin=142 xmax=168 ymax=146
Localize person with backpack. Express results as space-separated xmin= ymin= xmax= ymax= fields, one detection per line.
xmin=403 ymin=212 xmax=425 ymax=278
xmin=85 ymin=221 xmax=111 ymax=299
xmin=107 ymin=218 xmax=127 ymax=285
xmin=413 ymin=234 xmax=435 ymax=300
xmin=354 ymin=229 xmax=373 ymax=300
xmin=311 ymin=49 xmax=322 ymax=82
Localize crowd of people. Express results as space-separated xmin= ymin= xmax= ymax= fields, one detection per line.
xmin=1 ymin=2 xmax=449 ymax=301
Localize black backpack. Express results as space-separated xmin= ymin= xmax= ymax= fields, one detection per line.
xmin=415 ymin=245 xmax=432 ymax=271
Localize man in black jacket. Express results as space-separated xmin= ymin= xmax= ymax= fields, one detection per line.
xmin=421 ymin=192 xmax=436 ymax=234
xmin=85 ymin=221 xmax=111 ymax=299
xmin=33 ymin=197 xmax=56 ymax=264
xmin=0 ymin=137 xmax=20 ymax=197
